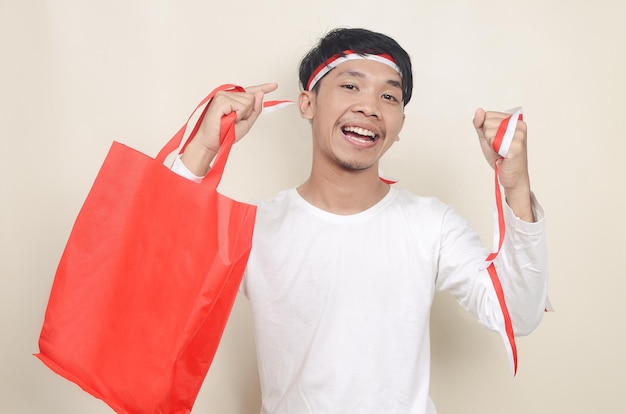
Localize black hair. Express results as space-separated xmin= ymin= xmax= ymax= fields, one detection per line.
xmin=299 ymin=27 xmax=413 ymax=106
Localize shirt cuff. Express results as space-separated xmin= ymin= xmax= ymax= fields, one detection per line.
xmin=171 ymin=156 xmax=205 ymax=183
xmin=504 ymin=191 xmax=545 ymax=235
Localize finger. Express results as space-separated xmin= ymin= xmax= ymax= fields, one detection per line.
xmin=245 ymin=82 xmax=279 ymax=95
xmin=222 ymin=93 xmax=257 ymax=121
xmin=234 ymin=91 xmax=266 ymax=133
xmin=236 ymin=91 xmax=266 ymax=120
xmin=253 ymin=90 xmax=265 ymax=114
xmin=212 ymin=91 xmax=253 ymax=115
xmin=220 ymin=83 xmax=277 ymax=116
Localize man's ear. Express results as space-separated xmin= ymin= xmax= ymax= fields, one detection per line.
xmin=299 ymin=91 xmax=315 ymax=120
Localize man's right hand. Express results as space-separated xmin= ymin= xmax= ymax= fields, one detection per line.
xmin=180 ymin=83 xmax=278 ymax=176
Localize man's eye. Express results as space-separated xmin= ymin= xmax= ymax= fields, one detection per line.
xmin=342 ymin=84 xmax=356 ymax=90
xmin=382 ymin=93 xmax=398 ymax=101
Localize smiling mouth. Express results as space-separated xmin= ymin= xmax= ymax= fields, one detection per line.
xmin=341 ymin=125 xmax=378 ymax=142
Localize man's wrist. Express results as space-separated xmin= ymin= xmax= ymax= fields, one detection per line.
xmin=504 ymin=184 xmax=535 ymax=222
xmin=180 ymin=139 xmax=218 ymax=177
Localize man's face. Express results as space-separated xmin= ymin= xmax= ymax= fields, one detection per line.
xmin=300 ymin=59 xmax=406 ymax=174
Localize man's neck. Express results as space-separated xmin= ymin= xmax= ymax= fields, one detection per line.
xmin=297 ymin=166 xmax=390 ymax=215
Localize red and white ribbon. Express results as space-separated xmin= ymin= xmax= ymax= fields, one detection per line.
xmin=262 ymin=100 xmax=296 ymax=113
xmin=493 ymin=107 xmax=523 ymax=158
xmin=483 ymin=107 xmax=524 ymax=376
xmin=306 ymin=50 xmax=402 ymax=91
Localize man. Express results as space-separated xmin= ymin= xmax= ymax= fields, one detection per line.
xmin=173 ymin=28 xmax=548 ymax=414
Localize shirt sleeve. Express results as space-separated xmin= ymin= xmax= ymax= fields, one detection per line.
xmin=435 ymin=193 xmax=549 ymax=337
xmin=495 ymin=193 xmax=550 ymax=335
xmin=170 ymin=156 xmax=205 ymax=183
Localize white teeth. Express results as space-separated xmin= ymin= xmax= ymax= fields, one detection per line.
xmin=343 ymin=126 xmax=376 ymax=138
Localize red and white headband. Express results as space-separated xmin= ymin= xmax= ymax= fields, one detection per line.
xmin=305 ymin=50 xmax=402 ymax=91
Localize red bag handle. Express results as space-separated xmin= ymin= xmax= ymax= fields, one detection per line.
xmin=155 ymin=84 xmax=245 ymax=189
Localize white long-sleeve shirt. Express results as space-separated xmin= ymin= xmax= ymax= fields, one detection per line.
xmin=171 ymin=159 xmax=549 ymax=414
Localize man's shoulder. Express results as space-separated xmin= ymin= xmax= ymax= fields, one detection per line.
xmin=390 ymin=186 xmax=450 ymax=215
xmin=252 ymin=188 xmax=291 ymax=205
xmin=252 ymin=188 xmax=297 ymax=219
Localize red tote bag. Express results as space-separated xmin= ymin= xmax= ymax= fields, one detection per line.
xmin=35 ymin=85 xmax=255 ymax=413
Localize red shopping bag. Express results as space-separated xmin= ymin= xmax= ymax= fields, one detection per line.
xmin=35 ymin=85 xmax=255 ymax=413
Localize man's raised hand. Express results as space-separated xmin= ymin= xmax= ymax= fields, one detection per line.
xmin=181 ymin=83 xmax=278 ymax=176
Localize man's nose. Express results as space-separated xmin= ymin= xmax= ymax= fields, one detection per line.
xmin=352 ymin=92 xmax=381 ymax=118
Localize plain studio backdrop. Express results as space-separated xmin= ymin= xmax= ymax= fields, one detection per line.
xmin=1 ymin=1 xmax=624 ymax=413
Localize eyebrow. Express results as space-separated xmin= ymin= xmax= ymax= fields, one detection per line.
xmin=337 ymin=70 xmax=402 ymax=89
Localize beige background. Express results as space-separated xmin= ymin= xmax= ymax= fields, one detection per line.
xmin=1 ymin=0 xmax=624 ymax=413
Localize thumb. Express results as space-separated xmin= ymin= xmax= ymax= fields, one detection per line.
xmin=473 ymin=107 xmax=487 ymax=140
xmin=473 ymin=107 xmax=486 ymax=130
